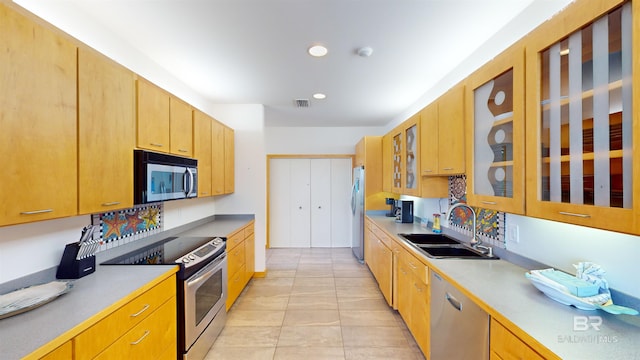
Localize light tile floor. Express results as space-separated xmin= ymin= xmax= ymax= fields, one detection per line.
xmin=206 ymin=247 xmax=426 ymax=360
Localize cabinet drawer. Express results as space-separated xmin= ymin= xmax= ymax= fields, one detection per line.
xmin=227 ymin=240 xmax=246 ymax=276
xmin=227 ymin=230 xmax=244 ymax=251
xmin=227 ymin=264 xmax=246 ymax=310
xmin=491 ymin=319 xmax=544 ymax=360
xmin=401 ymin=250 xmax=428 ymax=285
xmin=94 ymin=297 xmax=177 ymax=360
xmin=75 ymin=276 xmax=176 ymax=360
xmin=244 ymin=221 xmax=254 ymax=238
xmin=40 ymin=341 xmax=72 ymax=360
xmin=371 ymin=225 xmax=393 ymax=248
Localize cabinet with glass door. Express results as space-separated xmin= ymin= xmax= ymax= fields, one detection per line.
xmin=465 ymin=42 xmax=525 ymax=214
xmin=525 ymin=0 xmax=639 ymax=233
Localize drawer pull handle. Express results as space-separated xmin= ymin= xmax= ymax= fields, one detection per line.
xmin=481 ymin=201 xmax=497 ymax=205
xmin=130 ymin=304 xmax=150 ymax=317
xmin=20 ymin=209 xmax=53 ymax=215
xmin=178 ymin=149 xmax=189 ymax=153
xmin=423 ymin=169 xmax=433 ymax=173
xmin=558 ymin=211 xmax=591 ymax=218
xmin=442 ymin=167 xmax=454 ymax=171
xmin=408 ymin=262 xmax=417 ymax=270
xmin=150 ymin=143 xmax=164 ymax=147
xmin=130 ymin=330 xmax=150 ymax=345
xmin=101 ymin=201 xmax=121 ymax=206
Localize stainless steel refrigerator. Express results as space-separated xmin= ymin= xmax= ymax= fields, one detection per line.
xmin=351 ymin=166 xmax=365 ymax=262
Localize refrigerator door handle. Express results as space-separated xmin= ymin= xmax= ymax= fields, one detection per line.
xmin=350 ymin=180 xmax=357 ymax=215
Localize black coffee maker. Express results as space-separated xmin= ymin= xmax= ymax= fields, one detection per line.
xmin=394 ymin=200 xmax=414 ymax=223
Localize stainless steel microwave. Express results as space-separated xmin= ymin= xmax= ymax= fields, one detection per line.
xmin=134 ymin=150 xmax=198 ymax=204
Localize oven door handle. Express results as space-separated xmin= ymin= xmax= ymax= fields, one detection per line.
xmin=186 ymin=253 xmax=226 ymax=287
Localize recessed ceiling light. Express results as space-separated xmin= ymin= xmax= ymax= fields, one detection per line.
xmin=308 ymin=45 xmax=328 ymax=57
xmin=313 ymin=93 xmax=326 ymax=100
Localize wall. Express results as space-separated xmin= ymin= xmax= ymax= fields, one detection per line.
xmin=265 ymin=126 xmax=386 ymax=154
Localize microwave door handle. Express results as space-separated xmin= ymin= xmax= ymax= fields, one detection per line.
xmin=184 ymin=168 xmax=194 ymax=196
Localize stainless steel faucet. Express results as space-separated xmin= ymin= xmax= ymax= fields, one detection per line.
xmin=445 ymin=202 xmax=480 ymax=246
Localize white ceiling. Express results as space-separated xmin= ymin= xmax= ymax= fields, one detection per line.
xmin=15 ymin=0 xmax=571 ymax=127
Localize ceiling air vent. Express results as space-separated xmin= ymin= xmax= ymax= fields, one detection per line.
xmin=294 ymin=98 xmax=310 ymax=108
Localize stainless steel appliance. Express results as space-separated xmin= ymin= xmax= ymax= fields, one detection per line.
xmin=351 ymin=165 xmax=365 ymax=262
xmin=394 ymin=199 xmax=414 ymax=223
xmin=134 ymin=149 xmax=198 ymax=204
xmin=103 ymin=236 xmax=227 ymax=360
xmin=430 ymin=271 xmax=489 ymax=359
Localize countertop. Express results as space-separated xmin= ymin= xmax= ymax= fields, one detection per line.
xmin=367 ymin=214 xmax=640 ymax=360
xmin=0 ymin=214 xmax=255 ymax=360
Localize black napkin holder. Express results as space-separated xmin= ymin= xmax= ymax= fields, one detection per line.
xmin=56 ymin=243 xmax=96 ymax=279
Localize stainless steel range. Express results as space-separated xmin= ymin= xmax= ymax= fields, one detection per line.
xmin=103 ymin=236 xmax=227 ymax=360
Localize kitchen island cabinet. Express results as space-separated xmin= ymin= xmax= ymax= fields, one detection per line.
xmin=0 ymin=2 xmax=77 ymax=227
xmin=78 ymin=47 xmax=135 ymax=215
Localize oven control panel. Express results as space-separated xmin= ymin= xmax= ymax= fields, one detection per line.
xmin=177 ymin=237 xmax=225 ymax=268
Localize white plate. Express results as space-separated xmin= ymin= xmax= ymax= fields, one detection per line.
xmin=0 ymin=281 xmax=74 ymax=320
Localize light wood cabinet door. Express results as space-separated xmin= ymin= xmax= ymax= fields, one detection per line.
xmin=491 ymin=319 xmax=545 ymax=360
xmin=211 ymin=119 xmax=226 ymax=195
xmin=193 ymin=110 xmax=213 ymax=197
xmin=224 ymin=126 xmax=235 ymax=194
xmin=420 ymin=102 xmax=439 ymax=175
xmin=93 ymin=297 xmax=177 ymax=360
xmin=465 ymin=42 xmax=525 ymax=215
xmin=0 ymin=3 xmax=77 ymax=226
xmin=78 ymin=47 xmax=135 ymax=214
xmin=136 ymin=78 xmax=170 ymax=152
xmin=437 ymin=84 xmax=466 ymax=175
xmin=382 ymin=133 xmax=393 ymax=193
xmin=396 ymin=259 xmax=413 ymax=328
xmin=169 ymin=97 xmax=193 ymax=157
xmin=524 ymin=0 xmax=637 ymax=233
xmin=244 ymin=226 xmax=255 ymax=283
xmin=373 ymin=235 xmax=393 ymax=306
xmin=410 ymin=275 xmax=429 ymax=356
xmin=404 ymin=115 xmax=421 ymax=196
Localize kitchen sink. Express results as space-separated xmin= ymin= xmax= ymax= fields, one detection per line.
xmin=398 ymin=233 xmax=461 ymax=245
xmin=398 ymin=233 xmax=499 ymax=260
xmin=416 ymin=245 xmax=496 ymax=259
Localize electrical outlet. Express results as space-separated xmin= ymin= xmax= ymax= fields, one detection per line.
xmin=508 ymin=224 xmax=520 ymax=243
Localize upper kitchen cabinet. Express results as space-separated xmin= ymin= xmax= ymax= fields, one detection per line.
xmin=525 ymin=0 xmax=638 ymax=233
xmin=136 ymin=78 xmax=170 ymax=153
xmin=389 ymin=115 xmax=421 ymax=196
xmin=169 ymin=97 xmax=193 ymax=157
xmin=382 ymin=133 xmax=393 ymax=193
xmin=0 ymin=3 xmax=77 ymax=226
xmin=211 ymin=119 xmax=235 ymax=195
xmin=224 ymin=126 xmax=235 ymax=193
xmin=78 ymin=47 xmax=135 ymax=214
xmin=193 ymin=110 xmax=213 ymax=197
xmin=136 ymin=78 xmax=193 ymax=157
xmin=355 ymin=136 xmax=386 ymax=210
xmin=421 ymin=83 xmax=466 ymax=176
xmin=465 ymin=42 xmax=525 ymax=215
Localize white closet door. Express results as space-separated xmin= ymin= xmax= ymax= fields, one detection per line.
xmin=330 ymin=158 xmax=353 ymax=247
xmin=311 ymin=159 xmax=331 ymax=247
xmin=269 ymin=158 xmax=292 ymax=247
xmin=290 ymin=159 xmax=311 ymax=247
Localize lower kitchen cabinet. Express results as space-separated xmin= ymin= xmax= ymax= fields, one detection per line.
xmin=226 ymin=220 xmax=256 ymax=310
xmin=75 ymin=275 xmax=177 ymax=360
xmin=364 ymin=218 xmax=393 ymax=306
xmin=397 ymin=247 xmax=430 ymax=357
xmin=490 ymin=319 xmax=546 ymax=360
xmin=40 ymin=341 xmax=71 ymax=360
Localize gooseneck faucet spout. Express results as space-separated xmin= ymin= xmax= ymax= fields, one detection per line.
xmin=445 ymin=202 xmax=480 ymax=246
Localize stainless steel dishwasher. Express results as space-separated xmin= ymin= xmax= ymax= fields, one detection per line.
xmin=430 ymin=271 xmax=489 ymax=360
